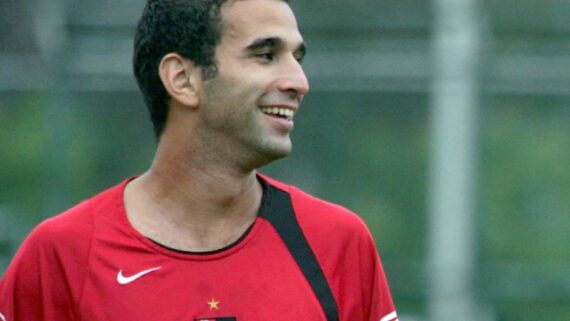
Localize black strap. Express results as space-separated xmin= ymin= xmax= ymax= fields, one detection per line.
xmin=262 ymin=183 xmax=340 ymax=321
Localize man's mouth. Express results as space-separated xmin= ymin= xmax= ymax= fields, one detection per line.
xmin=260 ymin=107 xmax=295 ymax=121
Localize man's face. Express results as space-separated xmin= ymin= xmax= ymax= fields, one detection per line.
xmin=196 ymin=0 xmax=309 ymax=169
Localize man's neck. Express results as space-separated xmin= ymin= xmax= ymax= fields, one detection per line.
xmin=124 ymin=152 xmax=263 ymax=252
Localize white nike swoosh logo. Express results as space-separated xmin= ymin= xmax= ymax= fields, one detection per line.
xmin=117 ymin=267 xmax=161 ymax=285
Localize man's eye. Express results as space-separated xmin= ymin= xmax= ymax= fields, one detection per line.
xmin=256 ymin=52 xmax=275 ymax=61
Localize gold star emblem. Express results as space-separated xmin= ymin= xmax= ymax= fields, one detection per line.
xmin=208 ymin=298 xmax=220 ymax=310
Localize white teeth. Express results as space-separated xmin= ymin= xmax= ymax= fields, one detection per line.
xmin=261 ymin=107 xmax=295 ymax=120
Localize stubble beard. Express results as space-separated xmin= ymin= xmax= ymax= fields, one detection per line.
xmin=198 ymin=90 xmax=293 ymax=172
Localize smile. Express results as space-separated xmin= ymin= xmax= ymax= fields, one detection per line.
xmin=260 ymin=107 xmax=296 ymax=121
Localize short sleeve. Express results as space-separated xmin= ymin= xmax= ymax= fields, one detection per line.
xmin=0 ymin=216 xmax=89 ymax=321
xmin=366 ymin=240 xmax=398 ymax=321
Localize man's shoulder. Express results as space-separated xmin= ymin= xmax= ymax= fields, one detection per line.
xmin=261 ymin=174 xmax=380 ymax=273
xmin=261 ymin=174 xmax=370 ymax=234
xmin=26 ymin=180 xmax=127 ymax=250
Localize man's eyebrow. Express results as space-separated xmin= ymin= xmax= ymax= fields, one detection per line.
xmin=245 ymin=37 xmax=306 ymax=55
xmin=245 ymin=37 xmax=284 ymax=51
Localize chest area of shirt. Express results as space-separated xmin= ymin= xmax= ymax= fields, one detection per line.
xmin=78 ymin=236 xmax=326 ymax=320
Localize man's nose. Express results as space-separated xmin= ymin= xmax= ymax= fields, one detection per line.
xmin=276 ymin=57 xmax=310 ymax=97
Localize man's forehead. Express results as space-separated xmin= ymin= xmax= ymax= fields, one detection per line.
xmin=220 ymin=0 xmax=297 ymax=27
xmin=222 ymin=0 xmax=290 ymax=8
xmin=220 ymin=0 xmax=301 ymax=44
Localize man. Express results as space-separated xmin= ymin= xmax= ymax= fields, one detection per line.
xmin=0 ymin=0 xmax=398 ymax=320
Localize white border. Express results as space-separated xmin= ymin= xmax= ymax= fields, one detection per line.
xmin=380 ymin=311 xmax=398 ymax=321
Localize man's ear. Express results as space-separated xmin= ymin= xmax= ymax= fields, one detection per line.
xmin=158 ymin=53 xmax=201 ymax=108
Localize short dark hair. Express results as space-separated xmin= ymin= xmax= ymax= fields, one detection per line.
xmin=133 ymin=0 xmax=227 ymax=139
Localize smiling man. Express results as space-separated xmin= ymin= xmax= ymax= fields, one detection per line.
xmin=0 ymin=0 xmax=397 ymax=320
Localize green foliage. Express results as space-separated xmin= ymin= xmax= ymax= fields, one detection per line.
xmin=0 ymin=95 xmax=46 ymax=225
xmin=480 ymin=100 xmax=570 ymax=264
xmin=479 ymin=99 xmax=570 ymax=321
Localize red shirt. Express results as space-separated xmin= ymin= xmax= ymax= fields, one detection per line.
xmin=0 ymin=176 xmax=397 ymax=321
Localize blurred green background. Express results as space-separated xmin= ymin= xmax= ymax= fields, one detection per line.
xmin=1 ymin=0 xmax=570 ymax=320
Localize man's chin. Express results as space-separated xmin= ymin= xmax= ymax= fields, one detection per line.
xmin=251 ymin=143 xmax=292 ymax=168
